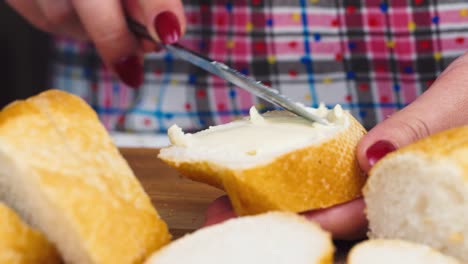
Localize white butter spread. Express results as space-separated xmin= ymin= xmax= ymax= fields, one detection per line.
xmin=165 ymin=104 xmax=349 ymax=168
xmin=249 ymin=106 xmax=266 ymax=124
xmin=168 ymin=125 xmax=192 ymax=147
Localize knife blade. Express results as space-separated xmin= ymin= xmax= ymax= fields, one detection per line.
xmin=126 ymin=18 xmax=328 ymax=125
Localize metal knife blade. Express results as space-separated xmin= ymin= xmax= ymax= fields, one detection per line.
xmin=126 ymin=18 xmax=328 ymax=125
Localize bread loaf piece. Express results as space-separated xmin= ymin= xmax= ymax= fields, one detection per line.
xmin=159 ymin=105 xmax=366 ymax=215
xmin=0 ymin=90 xmax=171 ymax=264
xmin=347 ymin=239 xmax=460 ymax=264
xmin=363 ymin=126 xmax=468 ymax=262
xmin=0 ymin=202 xmax=61 ymax=264
xmin=144 ymin=212 xmax=334 ymax=264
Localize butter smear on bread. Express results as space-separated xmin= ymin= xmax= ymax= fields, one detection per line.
xmin=165 ymin=104 xmax=348 ymax=169
xmin=159 ymin=104 xmax=366 ymax=215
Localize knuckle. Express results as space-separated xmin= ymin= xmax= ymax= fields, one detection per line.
xmin=396 ymin=117 xmax=432 ymax=143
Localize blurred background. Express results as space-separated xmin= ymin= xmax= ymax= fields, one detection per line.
xmin=0 ymin=2 xmax=51 ymax=108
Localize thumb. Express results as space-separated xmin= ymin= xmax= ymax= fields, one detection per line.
xmin=357 ymin=53 xmax=468 ymax=173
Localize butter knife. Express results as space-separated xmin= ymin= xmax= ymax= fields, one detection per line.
xmin=126 ymin=18 xmax=328 ymax=125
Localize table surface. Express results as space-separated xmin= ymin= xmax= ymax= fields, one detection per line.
xmin=121 ymin=148 xmax=357 ymax=263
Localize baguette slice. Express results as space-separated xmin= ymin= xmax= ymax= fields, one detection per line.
xmin=0 ymin=202 xmax=61 ymax=264
xmin=159 ymin=105 xmax=366 ymax=216
xmin=0 ymin=90 xmax=171 ymax=264
xmin=363 ymin=126 xmax=468 ymax=262
xmin=347 ymin=239 xmax=460 ymax=264
xmin=144 ymin=212 xmax=334 ymax=264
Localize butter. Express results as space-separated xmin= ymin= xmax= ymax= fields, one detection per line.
xmin=327 ymin=105 xmax=344 ymax=124
xmin=165 ymin=104 xmax=349 ymax=168
xmin=249 ymin=106 xmax=265 ymax=124
xmin=167 ymin=104 xmax=347 ymax=161
xmin=168 ymin=125 xmax=192 ymax=147
xmin=294 ymin=102 xmax=345 ymax=125
xmin=315 ymin=103 xmax=329 ymax=117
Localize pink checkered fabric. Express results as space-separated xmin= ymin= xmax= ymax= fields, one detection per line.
xmin=50 ymin=0 xmax=468 ymax=133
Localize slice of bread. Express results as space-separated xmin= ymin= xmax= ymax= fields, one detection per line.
xmin=363 ymin=126 xmax=468 ymax=262
xmin=159 ymin=105 xmax=366 ymax=215
xmin=0 ymin=202 xmax=61 ymax=264
xmin=347 ymin=239 xmax=460 ymax=264
xmin=0 ymin=90 xmax=171 ymax=264
xmin=144 ymin=212 xmax=334 ymax=264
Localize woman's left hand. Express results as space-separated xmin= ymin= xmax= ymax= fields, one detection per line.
xmin=202 ymin=52 xmax=468 ymax=240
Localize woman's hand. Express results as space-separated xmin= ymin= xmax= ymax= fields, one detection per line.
xmin=204 ymin=196 xmax=368 ymax=240
xmin=203 ymin=51 xmax=468 ymax=240
xmin=6 ymin=0 xmax=186 ymax=88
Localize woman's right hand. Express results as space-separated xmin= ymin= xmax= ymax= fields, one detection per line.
xmin=6 ymin=0 xmax=186 ymax=88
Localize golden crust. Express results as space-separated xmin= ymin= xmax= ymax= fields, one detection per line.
xmin=289 ymin=213 xmax=335 ymax=264
xmin=318 ymin=250 xmax=335 ymax=264
xmin=0 ymin=90 xmax=171 ymax=263
xmin=368 ymin=126 xmax=468 ymax=180
xmin=0 ymin=203 xmax=61 ymax=264
xmin=160 ymin=112 xmax=366 ymax=215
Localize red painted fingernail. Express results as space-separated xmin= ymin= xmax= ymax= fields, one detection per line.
xmin=154 ymin=11 xmax=181 ymax=44
xmin=114 ymin=55 xmax=143 ymax=89
xmin=366 ymin=140 xmax=396 ymax=167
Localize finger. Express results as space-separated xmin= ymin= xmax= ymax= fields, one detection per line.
xmin=71 ymin=0 xmax=143 ymax=88
xmin=203 ymin=196 xmax=368 ymax=240
xmin=123 ymin=0 xmax=145 ymax=24
xmin=203 ymin=196 xmax=237 ymax=227
xmin=137 ymin=0 xmax=186 ymax=44
xmin=122 ymin=0 xmax=163 ymax=53
xmin=140 ymin=39 xmax=163 ymax=53
xmin=6 ymin=0 xmax=53 ymax=33
xmin=357 ymin=53 xmax=468 ymax=172
xmin=301 ymin=198 xmax=368 ymax=240
xmin=36 ymin=0 xmax=87 ymax=40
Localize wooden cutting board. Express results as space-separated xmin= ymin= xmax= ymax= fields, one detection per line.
xmin=120 ymin=147 xmax=357 ymax=263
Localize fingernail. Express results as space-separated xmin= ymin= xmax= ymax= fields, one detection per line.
xmin=366 ymin=140 xmax=397 ymax=167
xmin=154 ymin=11 xmax=181 ymax=44
xmin=114 ymin=55 xmax=143 ymax=89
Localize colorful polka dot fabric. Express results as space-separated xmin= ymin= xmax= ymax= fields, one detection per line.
xmin=50 ymin=0 xmax=468 ymax=133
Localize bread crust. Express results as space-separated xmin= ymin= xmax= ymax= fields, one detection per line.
xmin=0 ymin=203 xmax=61 ymax=264
xmin=367 ymin=126 xmax=468 ymax=178
xmin=0 ymin=90 xmax=171 ymax=264
xmin=160 ymin=112 xmax=366 ymax=215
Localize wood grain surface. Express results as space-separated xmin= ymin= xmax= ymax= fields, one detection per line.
xmin=121 ymin=147 xmax=358 ymax=263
